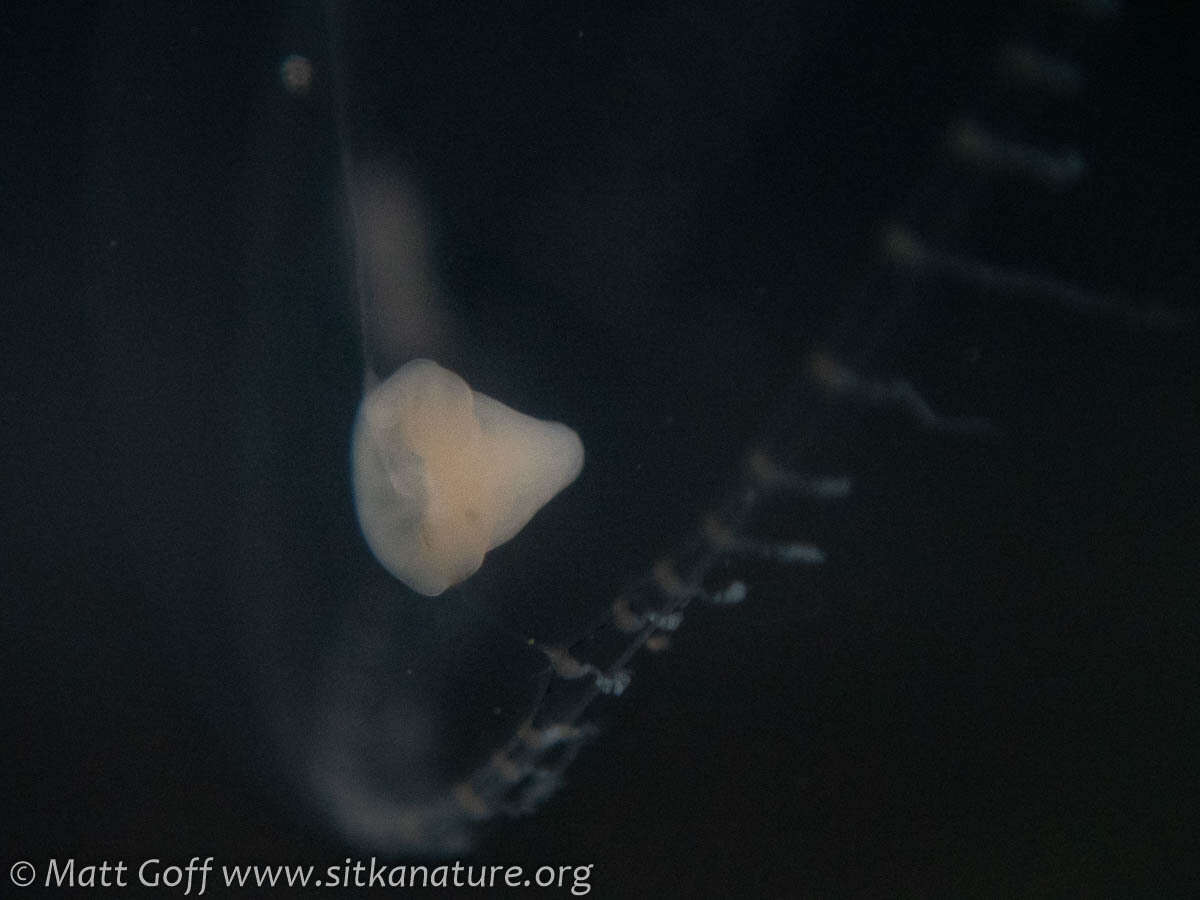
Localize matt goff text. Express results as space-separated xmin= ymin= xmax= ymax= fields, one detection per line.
xmin=18 ymin=858 xmax=213 ymax=893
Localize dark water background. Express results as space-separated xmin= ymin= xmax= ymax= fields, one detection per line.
xmin=4 ymin=1 xmax=1197 ymax=895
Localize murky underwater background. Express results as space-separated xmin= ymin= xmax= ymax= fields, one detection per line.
xmin=5 ymin=0 xmax=1198 ymax=894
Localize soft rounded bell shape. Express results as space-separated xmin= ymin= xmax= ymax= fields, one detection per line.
xmin=350 ymin=359 xmax=584 ymax=596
